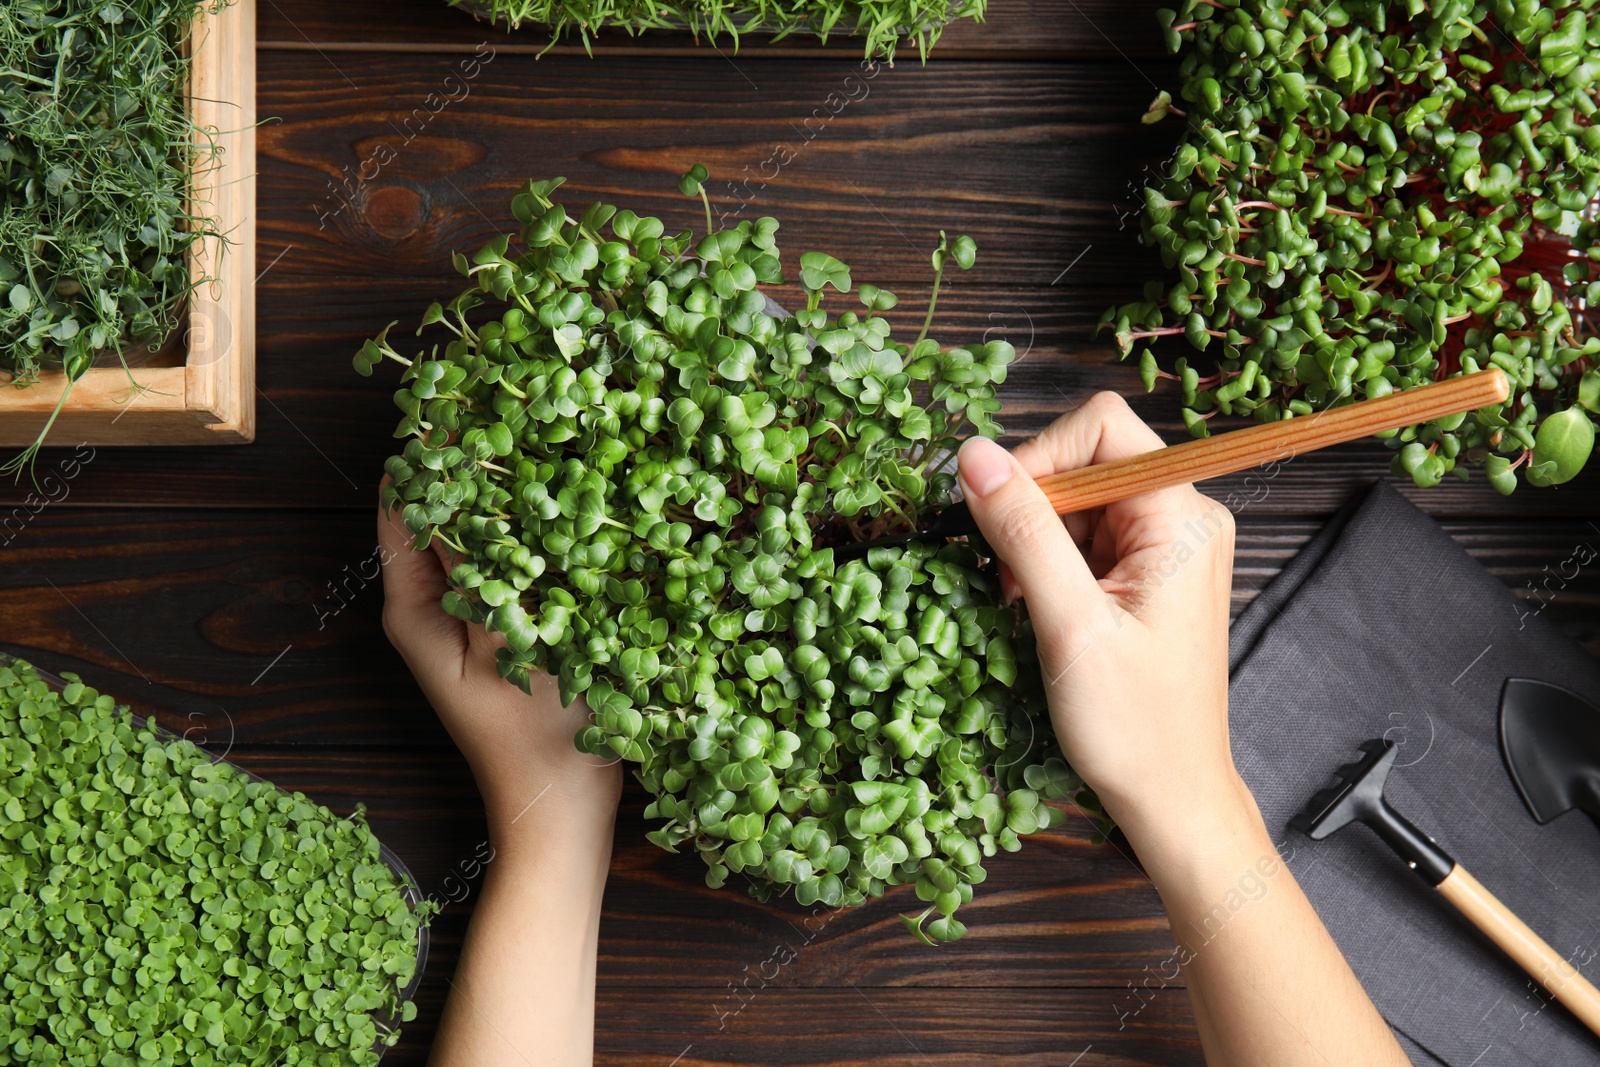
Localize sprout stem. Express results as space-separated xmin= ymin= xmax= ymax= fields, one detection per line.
xmin=917 ymin=253 xmax=947 ymax=347
xmin=697 ymin=185 xmax=715 ymax=237
xmin=1123 ymin=326 xmax=1236 ymax=340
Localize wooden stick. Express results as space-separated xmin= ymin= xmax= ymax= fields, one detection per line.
xmin=1436 ymin=864 xmax=1600 ymax=1038
xmin=1036 ymin=369 xmax=1511 ymax=515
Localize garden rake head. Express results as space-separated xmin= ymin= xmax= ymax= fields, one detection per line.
xmin=1290 ymin=738 xmax=1454 ymax=886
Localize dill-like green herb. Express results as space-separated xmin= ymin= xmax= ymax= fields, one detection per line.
xmin=449 ymin=0 xmax=982 ymax=60
xmin=0 ymin=1 xmax=227 ymax=472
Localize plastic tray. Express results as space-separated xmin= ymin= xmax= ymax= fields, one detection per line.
xmin=0 ymin=654 xmax=429 ymax=1058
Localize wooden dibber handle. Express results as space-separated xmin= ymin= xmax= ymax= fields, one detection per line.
xmin=1436 ymin=864 xmax=1600 ymax=1038
xmin=1034 ymin=369 xmax=1512 ymax=515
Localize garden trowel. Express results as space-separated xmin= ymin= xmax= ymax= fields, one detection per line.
xmin=1500 ymin=677 xmax=1600 ymax=832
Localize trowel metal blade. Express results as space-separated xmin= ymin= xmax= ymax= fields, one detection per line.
xmin=1499 ymin=677 xmax=1600 ymax=826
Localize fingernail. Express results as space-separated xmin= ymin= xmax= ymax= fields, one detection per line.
xmin=958 ymin=437 xmax=1014 ymax=498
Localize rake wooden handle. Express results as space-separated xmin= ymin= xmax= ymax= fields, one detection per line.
xmin=1437 ymin=864 xmax=1600 ymax=1038
xmin=1035 ymin=369 xmax=1511 ymax=514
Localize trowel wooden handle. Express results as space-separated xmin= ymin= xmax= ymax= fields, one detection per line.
xmin=1034 ymin=369 xmax=1511 ymax=515
xmin=1436 ymin=864 xmax=1600 ymax=1038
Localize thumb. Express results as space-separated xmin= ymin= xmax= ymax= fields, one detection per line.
xmin=957 ymin=436 xmax=1106 ymax=642
xmin=377 ymin=482 xmax=465 ymax=669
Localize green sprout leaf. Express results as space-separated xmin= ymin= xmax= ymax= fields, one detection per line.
xmin=0 ymin=1 xmax=230 ymax=474
xmin=678 ymin=163 xmax=709 ymax=197
xmin=799 ymin=252 xmax=852 ymax=294
xmin=449 ymin=0 xmax=981 ymax=59
xmin=1526 ymin=407 xmax=1596 ymax=487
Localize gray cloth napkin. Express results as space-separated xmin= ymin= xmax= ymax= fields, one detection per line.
xmin=1227 ymin=482 xmax=1600 ymax=1066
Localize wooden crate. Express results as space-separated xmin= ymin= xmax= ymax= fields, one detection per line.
xmin=0 ymin=0 xmax=256 ymax=447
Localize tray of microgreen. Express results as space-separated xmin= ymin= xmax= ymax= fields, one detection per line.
xmin=0 ymin=654 xmax=431 ymax=1065
xmin=0 ymin=0 xmax=256 ymax=463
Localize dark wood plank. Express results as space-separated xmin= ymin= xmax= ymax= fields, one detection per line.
xmin=3 ymin=510 xmax=1594 ymax=745
xmin=4 ymin=274 xmax=1597 ymax=513
xmin=261 ymin=0 xmax=1174 ymax=60
xmin=587 ymin=988 xmax=1203 ymax=1066
xmin=0 ymin=508 xmax=451 ymax=745
xmin=349 ymin=987 xmax=1210 ymax=1066
xmin=256 ymin=54 xmax=1173 ymax=285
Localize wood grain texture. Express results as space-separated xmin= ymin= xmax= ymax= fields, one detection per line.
xmin=255 ymin=53 xmax=1174 ymax=283
xmin=1435 ymin=866 xmax=1600 ymax=1039
xmin=1035 ymin=371 xmax=1512 ymax=516
xmin=586 ymin=988 xmax=1203 ymax=1066
xmin=2 ymin=510 xmax=1594 ymax=743
xmin=0 ymin=0 xmax=257 ymax=447
xmin=260 ymin=0 xmax=1175 ymax=60
xmin=184 ymin=0 xmax=259 ymax=442
xmin=3 ymin=275 xmax=1597 ymax=513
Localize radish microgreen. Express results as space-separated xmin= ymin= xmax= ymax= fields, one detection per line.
xmin=1107 ymin=0 xmax=1600 ymax=491
xmin=358 ymin=169 xmax=1098 ymax=942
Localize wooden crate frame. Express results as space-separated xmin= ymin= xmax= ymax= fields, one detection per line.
xmin=0 ymin=0 xmax=256 ymax=447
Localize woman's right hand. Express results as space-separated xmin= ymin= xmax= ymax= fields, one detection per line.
xmin=959 ymin=394 xmax=1409 ymax=1067
xmin=955 ymin=392 xmax=1252 ymax=857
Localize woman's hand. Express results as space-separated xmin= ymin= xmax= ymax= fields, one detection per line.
xmin=957 ymin=395 xmax=1408 ymax=1067
xmin=378 ymin=490 xmax=619 ymax=1067
xmin=377 ymin=494 xmax=621 ymax=843
xmin=956 ymin=391 xmax=1244 ymax=850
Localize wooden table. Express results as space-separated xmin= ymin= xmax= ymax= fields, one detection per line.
xmin=3 ymin=2 xmax=1597 ymax=1062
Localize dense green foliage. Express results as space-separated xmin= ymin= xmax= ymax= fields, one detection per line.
xmin=447 ymin=0 xmax=979 ymax=59
xmin=0 ymin=1 xmax=225 ymax=472
xmin=359 ymin=170 xmax=1091 ymax=941
xmin=1105 ymin=0 xmax=1600 ymax=492
xmin=0 ymin=659 xmax=428 ymax=1065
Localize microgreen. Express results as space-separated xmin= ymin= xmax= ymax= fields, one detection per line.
xmin=0 ymin=658 xmax=431 ymax=1064
xmin=1106 ymin=0 xmax=1600 ymax=492
xmin=358 ymin=168 xmax=1098 ymax=941
xmin=447 ymin=0 xmax=980 ymax=60
xmin=0 ymin=1 xmax=228 ymax=476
